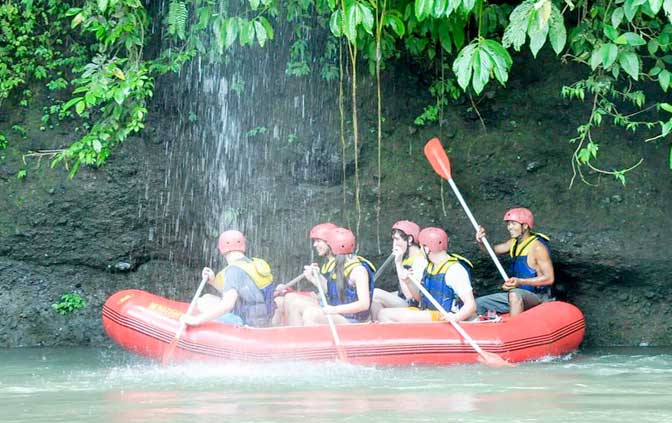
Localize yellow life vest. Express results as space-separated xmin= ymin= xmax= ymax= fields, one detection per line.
xmin=322 ymin=256 xmax=376 ymax=280
xmin=508 ymin=232 xmax=550 ymax=258
xmin=426 ymin=253 xmax=474 ymax=276
xmin=213 ymin=257 xmax=273 ymax=291
xmin=402 ymin=251 xmax=425 ymax=268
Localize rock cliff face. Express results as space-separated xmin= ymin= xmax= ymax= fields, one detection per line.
xmin=1 ymin=51 xmax=670 ymax=348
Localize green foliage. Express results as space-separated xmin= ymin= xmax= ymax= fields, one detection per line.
xmin=2 ymin=0 xmax=670 ymax=185
xmin=17 ymin=168 xmax=27 ymax=180
xmin=415 ymin=73 xmax=460 ymax=126
xmin=52 ymin=293 xmax=87 ymax=315
xmin=503 ymin=0 xmax=566 ymax=57
xmin=0 ymin=1 xmax=81 ymax=109
xmin=0 ymin=132 xmax=6 ymax=149
xmin=12 ymin=124 xmax=27 ymax=138
xmin=246 ymin=126 xmax=268 ymax=137
xmin=167 ymin=0 xmax=188 ymax=40
xmin=453 ymin=38 xmax=512 ymax=94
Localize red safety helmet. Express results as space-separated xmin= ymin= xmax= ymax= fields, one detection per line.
xmin=418 ymin=227 xmax=449 ymax=253
xmin=325 ymin=227 xmax=356 ymax=255
xmin=503 ymin=207 xmax=534 ymax=229
xmin=392 ymin=220 xmax=421 ymax=242
xmin=309 ymin=222 xmax=338 ymax=241
xmin=218 ymin=230 xmax=246 ymax=254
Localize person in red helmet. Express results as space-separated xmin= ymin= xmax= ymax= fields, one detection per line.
xmin=272 ymin=222 xmax=337 ymax=326
xmin=370 ymin=220 xmax=428 ymax=321
xmin=475 ymin=207 xmax=554 ymax=316
xmin=180 ymin=230 xmax=274 ymax=327
xmin=378 ymin=227 xmax=476 ymax=323
xmin=299 ymin=227 xmax=376 ymax=325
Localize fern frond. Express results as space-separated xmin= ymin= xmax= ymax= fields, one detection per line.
xmin=167 ymin=0 xmax=188 ymax=40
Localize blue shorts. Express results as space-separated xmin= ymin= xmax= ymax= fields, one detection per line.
xmin=216 ymin=312 xmax=244 ymax=325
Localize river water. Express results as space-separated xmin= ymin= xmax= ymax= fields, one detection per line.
xmin=2 ymin=347 xmax=670 ymax=423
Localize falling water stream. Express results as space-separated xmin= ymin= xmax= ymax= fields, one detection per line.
xmin=152 ymin=4 xmax=349 ymax=284
xmin=2 ymin=347 xmax=671 ymax=422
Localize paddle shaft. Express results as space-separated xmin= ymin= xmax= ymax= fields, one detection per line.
xmin=446 ymin=178 xmax=510 ymax=281
xmin=284 ymin=273 xmax=305 ymax=289
xmin=313 ymin=268 xmax=343 ymax=349
xmin=410 ymin=277 xmax=489 ymax=357
xmin=162 ymin=275 xmax=208 ymax=363
xmin=373 ymin=253 xmax=395 ymax=283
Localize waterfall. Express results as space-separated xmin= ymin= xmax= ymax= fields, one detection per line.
xmin=150 ymin=5 xmax=345 ymax=288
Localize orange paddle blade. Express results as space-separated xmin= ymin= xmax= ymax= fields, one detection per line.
xmin=423 ymin=137 xmax=452 ymax=180
xmin=336 ymin=346 xmax=348 ymax=362
xmin=161 ymin=326 xmax=184 ymax=365
xmin=477 ymin=351 xmax=515 ymax=368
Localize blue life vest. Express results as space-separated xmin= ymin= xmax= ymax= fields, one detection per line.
xmin=325 ymin=257 xmax=376 ymax=321
xmin=420 ymin=254 xmax=473 ymax=312
xmin=509 ymin=232 xmax=551 ymax=296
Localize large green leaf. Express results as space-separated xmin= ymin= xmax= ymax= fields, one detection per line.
xmin=649 ymin=0 xmax=663 ymax=13
xmin=601 ymin=43 xmax=619 ymax=68
xmin=344 ymin=3 xmax=358 ymax=42
xmin=358 ymin=3 xmax=374 ymax=35
xmin=453 ymin=43 xmax=477 ymax=90
xmin=482 ymin=39 xmax=512 ymax=85
xmin=415 ymin=0 xmax=434 ymax=21
xmin=254 ymin=20 xmax=267 ymax=47
xmin=623 ymin=0 xmax=640 ymax=22
xmin=665 ymin=0 xmax=672 ymax=22
xmin=438 ymin=20 xmax=452 ymax=53
xmin=503 ymin=0 xmax=534 ymax=51
xmin=590 ymin=48 xmax=602 ymax=70
xmin=603 ymin=24 xmax=619 ymax=42
xmin=451 ymin=19 xmax=465 ymax=49
xmin=548 ymin=5 xmax=567 ymax=54
xmin=462 ymin=0 xmax=476 ymax=13
xmin=329 ymin=10 xmax=343 ymax=37
xmin=384 ymin=15 xmax=405 ymax=37
xmin=471 ymin=48 xmax=486 ymax=94
xmin=239 ymin=19 xmax=255 ymax=46
xmin=529 ymin=11 xmax=550 ymax=57
xmin=224 ymin=18 xmax=238 ymax=48
xmin=660 ymin=69 xmax=671 ymax=91
xmin=259 ymin=16 xmax=274 ymax=41
xmin=615 ymin=32 xmax=646 ymax=46
xmin=611 ymin=7 xmax=624 ymax=27
xmin=433 ymin=0 xmax=448 ymax=16
xmin=619 ymin=51 xmax=640 ymax=79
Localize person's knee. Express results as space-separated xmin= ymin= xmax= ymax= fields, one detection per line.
xmin=302 ymin=307 xmax=322 ymax=325
xmin=509 ymin=291 xmax=523 ymax=306
xmin=475 ymin=297 xmax=487 ymax=314
xmin=377 ymin=308 xmax=393 ymax=322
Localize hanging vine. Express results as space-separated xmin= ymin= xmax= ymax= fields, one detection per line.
xmin=373 ymin=0 xmax=387 ymax=254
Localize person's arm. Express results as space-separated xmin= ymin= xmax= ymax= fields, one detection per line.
xmin=184 ymin=289 xmax=238 ymax=324
xmin=303 ymin=264 xmax=328 ymax=292
xmin=324 ymin=266 xmax=370 ymax=315
xmin=400 ymin=256 xmax=426 ymax=300
xmin=475 ymin=226 xmax=511 ymax=255
xmin=503 ymin=241 xmax=554 ymax=290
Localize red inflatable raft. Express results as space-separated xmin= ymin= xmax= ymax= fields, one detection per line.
xmin=103 ymin=289 xmax=585 ymax=365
